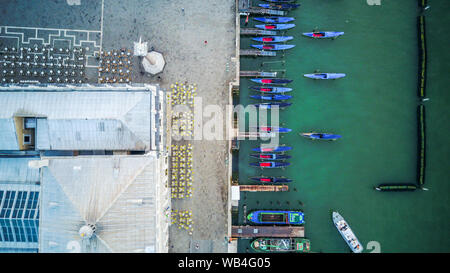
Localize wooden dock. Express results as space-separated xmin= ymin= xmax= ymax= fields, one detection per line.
xmin=240 ymin=8 xmax=286 ymax=16
xmin=240 ymin=71 xmax=277 ymax=77
xmin=238 ymin=0 xmax=251 ymax=11
xmin=232 ymin=225 xmax=305 ymax=238
xmin=239 ymin=185 xmax=288 ymax=192
xmin=240 ymin=50 xmax=276 ymax=57
xmin=240 ymin=28 xmax=276 ymax=36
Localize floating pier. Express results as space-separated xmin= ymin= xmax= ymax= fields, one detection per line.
xmin=240 ymin=28 xmax=277 ymax=36
xmin=232 ymin=225 xmax=304 ymax=238
xmin=417 ymin=104 xmax=426 ymax=186
xmin=239 ymin=185 xmax=288 ymax=192
xmin=240 ymin=50 xmax=276 ymax=57
xmin=417 ymin=16 xmax=427 ymax=98
xmin=240 ymin=71 xmax=277 ymax=77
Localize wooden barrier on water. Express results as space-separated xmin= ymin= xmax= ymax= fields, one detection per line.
xmin=417 ymin=104 xmax=426 ymax=186
xmin=417 ymin=16 xmax=427 ymax=98
xmin=239 ymin=185 xmax=289 ymax=192
xmin=232 ymin=225 xmax=304 ymax=238
xmin=375 ymin=183 xmax=418 ymax=192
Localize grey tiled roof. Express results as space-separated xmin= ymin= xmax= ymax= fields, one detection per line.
xmin=0 ymin=91 xmax=153 ymax=151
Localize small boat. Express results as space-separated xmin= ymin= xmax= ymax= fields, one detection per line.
xmin=252 ymin=102 xmax=292 ymax=109
xmin=301 ymin=132 xmax=342 ymax=140
xmin=303 ymin=31 xmax=345 ymax=39
xmin=304 ymin=73 xmax=346 ymax=80
xmin=375 ymin=183 xmax=418 ymax=191
xmin=250 ymin=86 xmax=293 ymax=93
xmin=258 ymin=3 xmax=300 ymax=10
xmin=250 ymin=161 xmax=290 ymax=168
xmin=250 ymin=176 xmax=293 ymax=183
xmin=255 ymin=24 xmax=295 ymax=31
xmin=251 ymin=238 xmax=310 ymax=253
xmin=252 ymin=146 xmax=292 ymax=152
xmin=247 ymin=210 xmax=304 ymax=225
xmin=252 ymin=36 xmax=294 ymax=43
xmin=251 ymin=44 xmax=295 ymax=51
xmin=253 ymin=17 xmax=295 ymax=24
xmin=251 ymin=78 xmax=293 ymax=85
xmin=250 ymin=153 xmax=291 ymax=160
xmin=255 ymin=126 xmax=292 ymax=133
xmin=332 ymin=211 xmax=363 ymax=253
xmin=250 ymin=94 xmax=292 ymax=101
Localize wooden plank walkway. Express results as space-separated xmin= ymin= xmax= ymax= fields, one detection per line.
xmin=240 ymin=71 xmax=277 ymax=77
xmin=240 ymin=28 xmax=277 ymax=36
xmin=232 ymin=225 xmax=305 ymax=238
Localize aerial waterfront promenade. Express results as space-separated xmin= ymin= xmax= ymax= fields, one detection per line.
xmin=0 ymin=0 xmax=449 ymax=256
xmin=0 ymin=0 xmax=237 ymax=253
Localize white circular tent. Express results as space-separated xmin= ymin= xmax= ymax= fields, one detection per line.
xmin=142 ymin=51 xmax=166 ymax=75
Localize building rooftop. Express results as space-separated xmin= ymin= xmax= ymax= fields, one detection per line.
xmin=0 ymin=157 xmax=40 ymax=252
xmin=0 ymin=84 xmax=165 ymax=152
xmin=0 ymin=158 xmax=40 ymax=184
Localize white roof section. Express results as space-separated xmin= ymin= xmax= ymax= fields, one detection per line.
xmin=39 ymin=153 xmax=170 ymax=253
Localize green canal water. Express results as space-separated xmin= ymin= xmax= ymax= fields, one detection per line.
xmin=237 ymin=0 xmax=450 ymax=253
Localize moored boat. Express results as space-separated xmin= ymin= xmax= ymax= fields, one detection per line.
xmin=251 ymin=44 xmax=295 ymax=51
xmin=250 ymin=153 xmax=291 ymax=160
xmin=301 ymin=132 xmax=342 ymax=140
xmin=247 ymin=210 xmax=304 ymax=225
xmin=250 ymin=86 xmax=293 ymax=93
xmin=252 ymin=36 xmax=294 ymax=43
xmin=303 ymin=31 xmax=345 ymax=39
xmin=250 ymin=161 xmax=290 ymax=168
xmin=253 ymin=17 xmax=295 ymax=23
xmin=304 ymin=73 xmax=346 ymax=80
xmin=251 ymin=238 xmax=310 ymax=253
xmin=250 ymin=176 xmax=293 ymax=183
xmin=332 ymin=211 xmax=363 ymax=253
xmin=251 ymin=78 xmax=293 ymax=85
xmin=251 ymin=102 xmax=292 ymax=109
xmin=250 ymin=94 xmax=292 ymax=101
xmin=252 ymin=146 xmax=292 ymax=152
xmin=255 ymin=24 xmax=296 ymax=31
xmin=258 ymin=3 xmax=301 ymax=10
